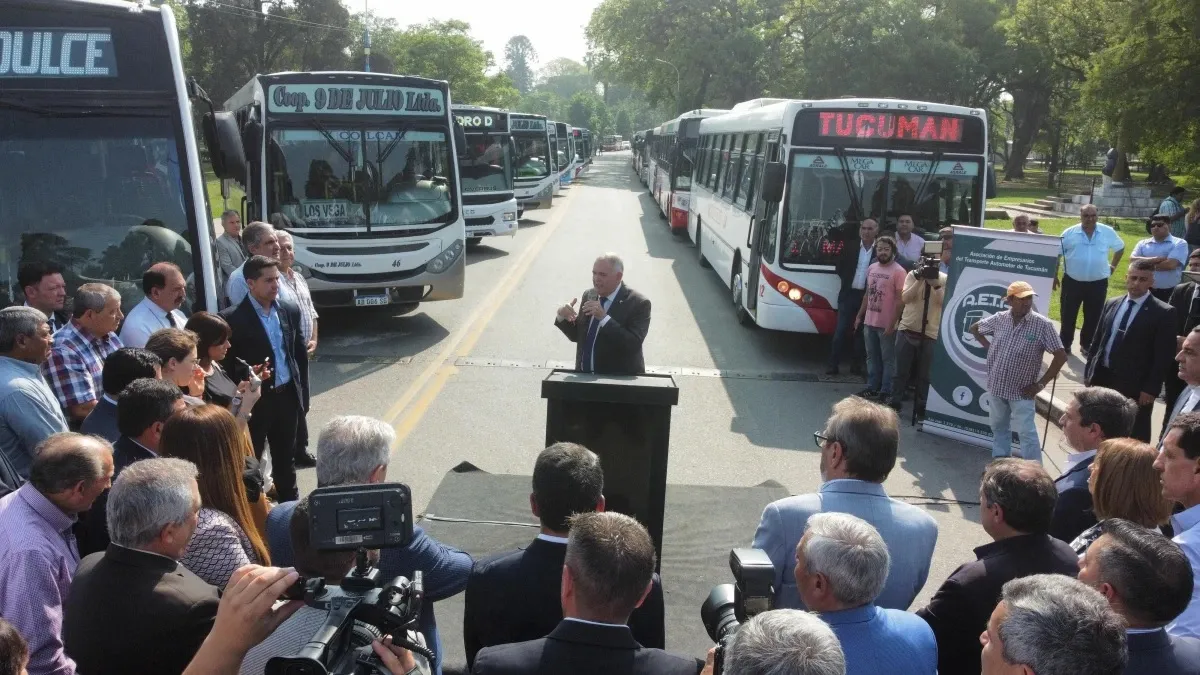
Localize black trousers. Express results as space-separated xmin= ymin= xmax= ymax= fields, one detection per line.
xmin=890 ymin=332 xmax=935 ymax=408
xmin=1089 ymin=366 xmax=1153 ymax=442
xmin=248 ymin=384 xmax=301 ymax=502
xmin=1060 ymin=275 xmax=1109 ymax=351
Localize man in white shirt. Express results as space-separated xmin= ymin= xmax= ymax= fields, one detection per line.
xmin=1154 ymin=411 xmax=1200 ymax=638
xmin=118 ymin=263 xmax=188 ymax=348
xmin=828 ymin=219 xmax=879 ymax=375
xmin=893 ymin=213 xmax=925 ymax=268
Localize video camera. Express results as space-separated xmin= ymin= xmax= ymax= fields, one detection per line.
xmin=916 ymin=240 xmax=943 ymax=281
xmin=265 ymin=483 xmax=430 ymax=675
xmin=699 ymin=549 xmax=775 ymax=675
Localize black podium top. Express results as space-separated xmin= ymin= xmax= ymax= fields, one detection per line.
xmin=541 ymin=370 xmax=679 ymax=406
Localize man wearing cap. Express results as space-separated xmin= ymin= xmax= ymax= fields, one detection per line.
xmin=1084 ymin=259 xmax=1176 ymax=442
xmin=969 ymin=281 xmax=1068 ymax=464
xmin=1132 ymin=214 xmax=1189 ymax=303
xmin=1161 ymin=186 xmax=1188 ymax=239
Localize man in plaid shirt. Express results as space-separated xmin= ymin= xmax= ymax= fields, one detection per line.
xmin=42 ymin=284 xmax=124 ymax=426
xmin=970 ymin=281 xmax=1068 ymax=464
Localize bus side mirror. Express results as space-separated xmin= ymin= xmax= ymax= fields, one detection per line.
xmin=761 ymin=162 xmax=786 ymax=204
xmin=202 ymin=111 xmax=246 ymax=185
xmin=986 ymin=164 xmax=997 ymax=199
xmin=454 ymin=121 xmax=469 ymax=160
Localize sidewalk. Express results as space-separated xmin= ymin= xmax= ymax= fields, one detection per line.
xmin=1033 ymin=320 xmax=1168 ymax=442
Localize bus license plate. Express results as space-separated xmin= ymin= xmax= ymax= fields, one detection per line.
xmin=354 ymin=294 xmax=389 ymax=307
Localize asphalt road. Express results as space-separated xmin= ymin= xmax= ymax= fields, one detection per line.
xmin=296 ymin=151 xmax=1021 ymax=645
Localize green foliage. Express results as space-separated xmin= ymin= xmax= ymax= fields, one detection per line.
xmin=615 ymin=109 xmax=632 ymax=137
xmin=503 ymin=36 xmax=538 ymax=95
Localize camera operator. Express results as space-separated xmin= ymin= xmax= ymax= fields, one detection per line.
xmin=263 ymin=416 xmax=471 ymax=673
xmin=701 ymin=610 xmax=846 ymax=675
xmin=238 ymin=497 xmax=431 ymax=675
xmin=887 ymin=245 xmax=950 ymax=415
xmin=472 ymin=512 xmax=701 ymax=675
xmin=794 ymin=513 xmax=936 ymax=675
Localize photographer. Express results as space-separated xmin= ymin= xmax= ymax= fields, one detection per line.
xmin=237 ymin=497 xmax=431 ymax=675
xmin=701 ymin=610 xmax=846 ymax=675
xmin=886 ymin=245 xmax=949 ymax=415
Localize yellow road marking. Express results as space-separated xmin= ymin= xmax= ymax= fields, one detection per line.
xmin=384 ymin=190 xmax=576 ymax=447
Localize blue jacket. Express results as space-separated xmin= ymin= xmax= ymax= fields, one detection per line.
xmin=822 ymin=605 xmax=937 ymax=675
xmin=752 ymin=479 xmax=939 ymax=610
xmin=1126 ymin=628 xmax=1200 ymax=675
xmin=266 ymin=500 xmax=474 ymax=674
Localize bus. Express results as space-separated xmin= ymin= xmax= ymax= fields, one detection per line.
xmin=634 ymin=129 xmax=655 ymax=186
xmin=572 ymin=128 xmax=594 ymax=176
xmin=547 ymin=121 xmax=562 ymax=199
xmin=1 ymin=0 xmax=217 ymax=314
xmin=453 ymin=105 xmax=518 ymax=248
xmin=602 ymin=135 xmax=623 ymax=152
xmin=222 ymin=71 xmax=466 ymax=309
xmin=555 ymin=121 xmax=575 ymax=187
xmin=690 ymin=98 xmax=990 ymax=332
xmin=649 ymin=109 xmax=728 ymax=232
xmin=511 ymin=112 xmax=556 ymax=214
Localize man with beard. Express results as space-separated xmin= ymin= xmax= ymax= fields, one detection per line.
xmin=854 ymin=236 xmax=907 ymax=401
xmin=752 ymin=396 xmax=938 ymax=612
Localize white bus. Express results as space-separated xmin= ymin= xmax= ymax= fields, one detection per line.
xmin=453 ymin=105 xmax=518 ymax=248
xmin=1 ymin=0 xmax=218 ymax=314
xmin=690 ymin=98 xmax=991 ymax=332
xmin=220 ymin=71 xmax=466 ymax=310
xmin=635 ymin=129 xmax=655 ymax=186
xmin=511 ymin=112 xmax=556 ymax=214
xmin=555 ymin=121 xmax=575 ymax=188
xmin=649 ymin=109 xmax=728 ymax=232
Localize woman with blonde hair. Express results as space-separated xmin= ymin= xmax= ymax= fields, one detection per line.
xmin=160 ymin=404 xmax=270 ymax=587
xmin=1070 ymin=437 xmax=1173 ymax=555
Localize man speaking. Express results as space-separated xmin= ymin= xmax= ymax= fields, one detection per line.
xmin=555 ymin=253 xmax=651 ymax=375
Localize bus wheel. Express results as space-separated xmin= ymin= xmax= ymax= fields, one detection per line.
xmin=731 ymin=268 xmax=752 ymax=326
xmin=697 ymin=224 xmax=711 ymax=268
xmin=467 ymin=237 xmax=483 ymax=249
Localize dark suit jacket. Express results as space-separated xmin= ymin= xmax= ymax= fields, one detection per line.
xmin=219 ymin=294 xmax=309 ymax=409
xmin=74 ymin=436 xmax=156 ymax=557
xmin=1127 ymin=628 xmax=1200 ymax=674
xmin=1049 ymin=455 xmax=1097 ymax=544
xmin=79 ymin=397 xmax=119 ymax=444
xmin=835 ymin=224 xmax=878 ymax=288
xmin=916 ymin=533 xmax=1080 ymax=675
xmin=1085 ymin=294 xmax=1177 ymax=398
xmin=471 ymin=620 xmax=701 ymax=675
xmin=1168 ymin=281 xmax=1200 ymax=337
xmin=62 ymin=544 xmax=219 ymax=675
xmin=463 ymin=537 xmax=665 ymax=668
xmin=554 ymin=285 xmax=651 ymax=375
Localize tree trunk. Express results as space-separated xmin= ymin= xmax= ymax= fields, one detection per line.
xmin=1113 ymin=113 xmax=1134 ymax=184
xmin=1047 ymin=123 xmax=1062 ymax=190
xmin=1004 ymin=86 xmax=1051 ymax=181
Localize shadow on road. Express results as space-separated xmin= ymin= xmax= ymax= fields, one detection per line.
xmin=309 ymin=309 xmax=451 ymax=395
xmin=465 ymin=244 xmax=510 ymax=265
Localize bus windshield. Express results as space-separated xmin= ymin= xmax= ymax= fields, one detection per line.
xmin=0 ymin=107 xmax=194 ymax=312
xmin=514 ymin=134 xmax=550 ymax=178
xmin=268 ymin=126 xmax=455 ymax=232
xmin=460 ymin=135 xmax=514 ymax=194
xmin=780 ymin=152 xmax=981 ymax=267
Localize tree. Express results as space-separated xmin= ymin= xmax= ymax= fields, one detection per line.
xmin=615 ymin=109 xmax=632 ymax=137
xmin=503 ymin=36 xmax=538 ymax=94
xmin=387 ymin=20 xmax=495 ymax=105
xmin=537 ymin=58 xmax=596 ymax=101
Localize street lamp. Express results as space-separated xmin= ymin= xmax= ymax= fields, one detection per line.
xmin=655 ymin=58 xmax=681 ymax=114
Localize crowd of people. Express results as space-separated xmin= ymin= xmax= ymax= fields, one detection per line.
xmin=3 ymin=205 xmax=1200 ymax=675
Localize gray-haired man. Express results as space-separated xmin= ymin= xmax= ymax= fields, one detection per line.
xmin=720 ymin=609 xmax=846 ymax=675
xmin=0 ymin=307 xmax=68 ymax=484
xmin=794 ymin=512 xmax=937 ymax=675
xmin=63 ymin=457 xmax=222 ymax=675
xmin=226 ymin=222 xmax=293 ymax=307
xmin=980 ymin=574 xmax=1127 ymax=675
xmin=43 ymin=283 xmax=124 ymax=425
xmin=555 ymin=253 xmax=651 ymax=375
xmin=215 ymin=209 xmax=247 ymax=281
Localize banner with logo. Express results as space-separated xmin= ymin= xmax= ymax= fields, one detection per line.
xmin=921 ymin=227 xmax=1061 ymax=448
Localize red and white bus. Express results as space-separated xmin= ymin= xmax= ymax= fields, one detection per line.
xmin=689 ymin=98 xmax=991 ymax=332
xmin=648 ymin=109 xmax=728 ymax=232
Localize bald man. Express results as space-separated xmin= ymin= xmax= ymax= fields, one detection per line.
xmin=119 ymin=263 xmax=189 ymax=348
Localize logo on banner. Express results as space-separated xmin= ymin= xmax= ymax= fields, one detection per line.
xmin=943 ymin=281 xmax=1010 ymax=371
xmin=810 ymin=156 xmax=827 ymax=169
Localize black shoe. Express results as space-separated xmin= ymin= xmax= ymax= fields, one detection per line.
xmin=856 ymin=388 xmax=878 ymax=399
xmin=294 ymin=451 xmax=317 ymax=468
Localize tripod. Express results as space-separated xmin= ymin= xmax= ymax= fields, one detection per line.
xmin=909 ymin=275 xmax=936 ymax=427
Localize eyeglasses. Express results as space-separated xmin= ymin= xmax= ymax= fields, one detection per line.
xmin=814 ymin=431 xmax=833 ymax=448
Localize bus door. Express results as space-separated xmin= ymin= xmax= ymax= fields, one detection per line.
xmin=745 ymin=135 xmax=782 ymax=314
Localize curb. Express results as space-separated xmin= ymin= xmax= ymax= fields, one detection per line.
xmin=1035 ymin=389 xmax=1068 ymax=429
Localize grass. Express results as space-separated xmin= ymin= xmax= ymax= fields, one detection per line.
xmin=982 ymin=216 xmax=1149 ymax=323
xmin=991 ymin=168 xmax=1164 ymax=207
xmin=204 ymin=172 xmax=245 ymax=221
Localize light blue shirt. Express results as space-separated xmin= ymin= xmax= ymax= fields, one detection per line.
xmin=0 ymin=356 xmax=68 ymax=480
xmin=1133 ymin=235 xmax=1189 ymax=289
xmin=752 ymin=479 xmax=939 ymax=611
xmin=821 ymin=605 xmax=938 ymax=675
xmin=227 ymin=264 xmax=293 ymax=308
xmin=1169 ymin=504 xmax=1200 ymax=639
xmin=1060 ymin=223 xmax=1125 ymax=282
xmin=1103 ymin=293 xmax=1149 ymax=366
xmin=247 ymin=295 xmax=291 ymax=387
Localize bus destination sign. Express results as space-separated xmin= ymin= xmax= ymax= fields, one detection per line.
xmin=268 ymin=84 xmax=445 ymax=116
xmin=511 ymin=117 xmax=547 ymax=132
xmin=0 ymin=28 xmax=116 ymax=78
xmin=455 ymin=112 xmax=509 ymax=133
xmin=818 ymin=112 xmax=963 ymax=143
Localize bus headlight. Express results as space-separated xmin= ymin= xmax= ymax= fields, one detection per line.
xmin=788 ymin=287 xmax=802 ymax=302
xmin=293 ymin=262 xmax=314 ymax=279
xmin=427 ymin=240 xmax=464 ymax=274
xmin=502 ymin=211 xmax=517 ymax=222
